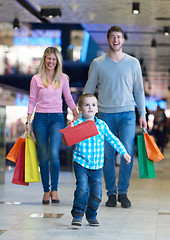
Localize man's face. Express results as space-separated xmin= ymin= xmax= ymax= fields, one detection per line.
xmin=107 ymin=31 xmax=124 ymax=52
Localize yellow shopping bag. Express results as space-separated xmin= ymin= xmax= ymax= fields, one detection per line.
xmin=25 ymin=133 xmax=41 ymax=182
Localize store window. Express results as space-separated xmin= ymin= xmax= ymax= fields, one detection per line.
xmin=0 ymin=24 xmax=61 ymax=75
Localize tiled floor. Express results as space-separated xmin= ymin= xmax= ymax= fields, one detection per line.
xmin=0 ymin=147 xmax=170 ymax=240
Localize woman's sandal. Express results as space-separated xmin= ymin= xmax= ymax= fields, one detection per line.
xmin=42 ymin=192 xmax=50 ymax=204
xmin=50 ymin=191 xmax=60 ymax=204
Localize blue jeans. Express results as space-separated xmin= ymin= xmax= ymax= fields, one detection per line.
xmin=32 ymin=113 xmax=64 ymax=192
xmin=97 ymin=111 xmax=136 ymax=196
xmin=71 ymin=162 xmax=102 ymax=219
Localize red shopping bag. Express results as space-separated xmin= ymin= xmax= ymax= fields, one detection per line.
xmin=12 ymin=140 xmax=29 ymax=186
xmin=6 ymin=136 xmax=25 ymax=163
xmin=143 ymin=129 xmax=164 ymax=162
xmin=59 ymin=120 xmax=99 ymax=147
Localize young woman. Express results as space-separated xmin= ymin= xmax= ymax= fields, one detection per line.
xmin=26 ymin=47 xmax=78 ymax=204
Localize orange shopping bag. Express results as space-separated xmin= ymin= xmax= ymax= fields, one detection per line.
xmin=143 ymin=129 xmax=164 ymax=162
xmin=6 ymin=136 xmax=25 ymax=163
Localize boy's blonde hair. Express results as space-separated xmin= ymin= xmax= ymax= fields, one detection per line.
xmin=38 ymin=47 xmax=63 ymax=88
xmin=78 ymin=93 xmax=97 ymax=108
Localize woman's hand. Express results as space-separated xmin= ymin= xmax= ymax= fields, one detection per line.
xmin=25 ymin=122 xmax=31 ymax=132
xmin=72 ymin=108 xmax=79 ymax=120
xmin=25 ymin=114 xmax=32 ymax=132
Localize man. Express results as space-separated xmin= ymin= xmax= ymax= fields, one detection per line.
xmin=83 ymin=26 xmax=147 ymax=208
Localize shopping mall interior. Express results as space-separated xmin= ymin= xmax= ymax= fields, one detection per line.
xmin=0 ymin=0 xmax=170 ymax=239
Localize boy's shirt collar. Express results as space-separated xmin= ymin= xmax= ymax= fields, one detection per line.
xmin=81 ymin=116 xmax=101 ymax=124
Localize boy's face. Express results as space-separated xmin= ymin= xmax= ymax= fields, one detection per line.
xmin=79 ymin=97 xmax=98 ymax=120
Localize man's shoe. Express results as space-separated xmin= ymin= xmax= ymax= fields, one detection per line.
xmin=105 ymin=195 xmax=117 ymax=207
xmin=86 ymin=218 xmax=99 ymax=227
xmin=71 ymin=216 xmax=82 ymax=226
xmin=118 ymin=194 xmax=131 ymax=208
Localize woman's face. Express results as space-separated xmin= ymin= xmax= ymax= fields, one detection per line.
xmin=45 ymin=53 xmax=57 ymax=71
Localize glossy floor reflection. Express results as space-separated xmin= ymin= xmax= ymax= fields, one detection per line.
xmin=0 ymin=147 xmax=170 ymax=240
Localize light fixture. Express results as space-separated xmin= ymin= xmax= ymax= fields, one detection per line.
xmin=70 ymin=2 xmax=79 ymax=12
xmin=40 ymin=7 xmax=62 ymax=18
xmin=151 ymin=39 xmax=157 ymax=47
xmin=164 ymin=26 xmax=169 ymax=36
xmin=13 ymin=18 xmax=20 ymax=29
xmin=88 ymin=12 xmax=96 ymax=21
xmin=145 ymin=78 xmax=149 ymax=82
xmin=132 ymin=2 xmax=140 ymax=15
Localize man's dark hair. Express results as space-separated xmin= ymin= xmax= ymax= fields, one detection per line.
xmin=107 ymin=26 xmax=124 ymax=39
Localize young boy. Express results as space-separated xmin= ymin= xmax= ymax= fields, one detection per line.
xmin=71 ymin=93 xmax=131 ymax=227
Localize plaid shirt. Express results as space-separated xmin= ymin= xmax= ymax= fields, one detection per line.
xmin=73 ymin=116 xmax=127 ymax=170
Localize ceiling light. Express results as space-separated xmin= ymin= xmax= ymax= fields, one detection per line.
xmin=145 ymin=78 xmax=149 ymax=83
xmin=13 ymin=18 xmax=20 ymax=29
xmin=88 ymin=12 xmax=96 ymax=21
xmin=151 ymin=39 xmax=157 ymax=47
xmin=164 ymin=26 xmax=169 ymax=36
xmin=132 ymin=2 xmax=140 ymax=15
xmin=70 ymin=2 xmax=79 ymax=12
xmin=40 ymin=7 xmax=62 ymax=18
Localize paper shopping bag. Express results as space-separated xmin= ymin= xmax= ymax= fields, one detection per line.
xmin=143 ymin=130 xmax=164 ymax=162
xmin=12 ymin=140 xmax=29 ymax=186
xmin=6 ymin=136 xmax=25 ymax=162
xmin=137 ymin=131 xmax=155 ymax=179
xmin=25 ymin=133 xmax=41 ymax=183
xmin=59 ymin=120 xmax=99 ymax=147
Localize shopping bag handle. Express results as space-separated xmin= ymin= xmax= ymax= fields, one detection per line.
xmin=21 ymin=131 xmax=27 ymax=139
xmin=143 ymin=128 xmax=147 ymax=133
xmin=26 ymin=132 xmax=31 ymax=139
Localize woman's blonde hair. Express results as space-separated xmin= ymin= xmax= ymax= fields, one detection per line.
xmin=38 ymin=47 xmax=63 ymax=88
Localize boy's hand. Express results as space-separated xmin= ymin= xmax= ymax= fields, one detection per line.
xmin=70 ymin=122 xmax=74 ymax=127
xmin=123 ymin=153 xmax=131 ymax=164
xmin=67 ymin=121 xmax=74 ymax=127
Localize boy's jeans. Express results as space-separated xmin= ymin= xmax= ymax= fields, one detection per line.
xmin=71 ymin=162 xmax=102 ymax=219
xmin=32 ymin=112 xmax=64 ymax=192
xmin=97 ymin=111 xmax=136 ymax=196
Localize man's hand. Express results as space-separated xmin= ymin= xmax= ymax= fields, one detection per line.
xmin=139 ymin=117 xmax=147 ymax=129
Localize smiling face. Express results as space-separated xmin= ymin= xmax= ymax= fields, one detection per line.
xmin=79 ymin=96 xmax=98 ymax=121
xmin=107 ymin=31 xmax=124 ymax=52
xmin=45 ymin=53 xmax=57 ymax=71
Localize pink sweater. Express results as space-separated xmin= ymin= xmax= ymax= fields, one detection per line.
xmin=28 ymin=73 xmax=76 ymax=114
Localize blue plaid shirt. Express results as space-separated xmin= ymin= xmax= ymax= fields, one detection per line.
xmin=73 ymin=116 xmax=127 ymax=170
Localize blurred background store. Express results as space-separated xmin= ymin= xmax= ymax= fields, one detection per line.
xmin=0 ymin=0 xmax=170 ymax=184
